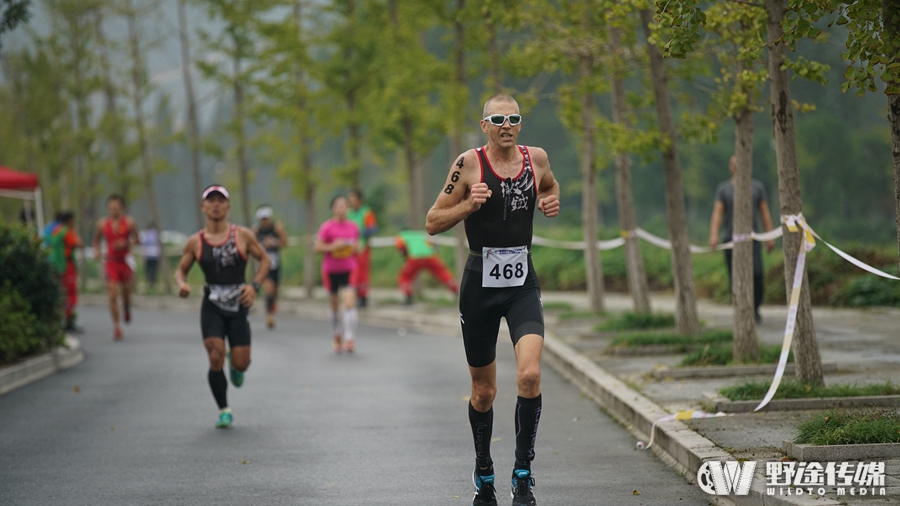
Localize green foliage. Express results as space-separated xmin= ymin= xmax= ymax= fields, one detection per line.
xmin=596 ymin=311 xmax=675 ymax=331
xmin=0 ymin=284 xmax=43 ymax=365
xmin=0 ymin=0 xmax=30 ymax=50
xmin=721 ymin=379 xmax=900 ymax=401
xmin=793 ymin=409 xmax=900 ymax=445
xmin=784 ymin=0 xmax=900 ymax=95
xmin=0 ymin=226 xmax=64 ymax=364
xmin=680 ymin=342 xmax=789 ymax=366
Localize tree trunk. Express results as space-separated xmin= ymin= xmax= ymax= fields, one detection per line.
xmin=891 ymin=93 xmax=900 ymax=270
xmin=232 ymin=47 xmax=252 ymax=227
xmin=294 ymin=1 xmax=317 ymax=299
xmin=403 ymin=120 xmax=425 ymax=228
xmin=71 ymin=12 xmax=99 ymax=292
xmin=640 ymin=9 xmax=700 ymax=335
xmin=766 ymin=0 xmax=822 ymax=386
xmin=609 ymin=24 xmax=651 ymax=313
xmin=126 ymin=0 xmax=171 ymax=294
xmin=93 ymin=10 xmax=130 ymax=200
xmin=732 ymin=97 xmax=759 ymax=362
xmin=487 ymin=17 xmax=502 ymax=93
xmin=449 ymin=0 xmax=468 ymax=277
xmin=177 ymin=0 xmax=204 ymax=231
xmin=886 ymin=0 xmax=900 ymax=269
xmin=579 ymin=55 xmax=604 ymax=313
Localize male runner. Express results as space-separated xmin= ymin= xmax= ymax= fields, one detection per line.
xmin=253 ymin=205 xmax=288 ymax=329
xmin=92 ymin=195 xmax=139 ymax=340
xmin=426 ymin=94 xmax=560 ymax=506
xmin=347 ymin=189 xmax=378 ymax=308
xmin=174 ymin=185 xmax=270 ymax=429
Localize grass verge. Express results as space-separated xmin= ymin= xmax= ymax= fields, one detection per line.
xmin=558 ymin=310 xmax=605 ymax=321
xmin=595 ymin=311 xmax=675 ymax=331
xmin=610 ymin=330 xmax=732 ymax=350
xmin=793 ymin=409 xmax=900 ymax=445
xmin=721 ymin=379 xmax=900 ymax=401
xmin=679 ymin=343 xmax=790 ymax=367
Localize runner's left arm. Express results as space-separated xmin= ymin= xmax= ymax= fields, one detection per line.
xmin=128 ymin=218 xmax=140 ymax=247
xmin=531 ymin=147 xmax=560 ymax=218
xmin=239 ymin=227 xmax=270 ymax=306
xmin=276 ymin=222 xmax=289 ymax=248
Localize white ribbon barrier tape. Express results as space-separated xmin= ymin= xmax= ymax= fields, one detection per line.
xmin=637 ymin=410 xmax=728 ymax=450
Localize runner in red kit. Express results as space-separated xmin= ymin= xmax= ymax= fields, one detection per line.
xmin=92 ymin=195 xmax=139 ymax=340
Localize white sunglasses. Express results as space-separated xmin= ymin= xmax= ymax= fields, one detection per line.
xmin=483 ymin=114 xmax=522 ymax=126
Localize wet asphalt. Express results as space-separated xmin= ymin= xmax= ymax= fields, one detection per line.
xmin=0 ymin=306 xmax=712 ymax=506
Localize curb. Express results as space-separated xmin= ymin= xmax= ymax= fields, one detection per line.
xmin=541 ymin=333 xmax=841 ymax=506
xmin=0 ymin=335 xmax=85 ymax=396
xmin=712 ymin=394 xmax=900 ymax=413
xmin=652 ymin=363 xmax=839 ymax=380
xmin=783 ymin=441 xmax=900 ymax=462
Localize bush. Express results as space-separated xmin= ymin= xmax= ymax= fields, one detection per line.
xmin=0 ymin=225 xmax=64 ymax=365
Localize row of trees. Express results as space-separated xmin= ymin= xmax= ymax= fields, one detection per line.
xmin=1 ymin=0 xmax=899 ymax=386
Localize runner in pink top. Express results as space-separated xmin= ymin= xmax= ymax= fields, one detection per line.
xmin=315 ymin=196 xmax=360 ymax=353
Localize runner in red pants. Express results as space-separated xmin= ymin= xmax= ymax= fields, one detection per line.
xmin=395 ymin=230 xmax=457 ymax=305
xmin=347 ymin=189 xmax=378 ymax=308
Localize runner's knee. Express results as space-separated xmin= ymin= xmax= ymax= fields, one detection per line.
xmin=516 ymin=367 xmax=541 ymax=394
xmin=471 ymin=382 xmax=496 ymax=410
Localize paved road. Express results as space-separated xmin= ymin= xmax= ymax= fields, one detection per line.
xmin=0 ymin=306 xmax=712 ymax=506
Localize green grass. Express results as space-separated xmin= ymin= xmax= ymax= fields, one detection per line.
xmin=679 ymin=343 xmax=790 ymax=367
xmin=720 ymin=379 xmax=900 ymax=401
xmin=610 ymin=329 xmax=732 ymax=348
xmin=558 ymin=310 xmax=604 ymax=321
xmin=595 ymin=311 xmax=675 ymax=331
xmin=793 ymin=409 xmax=900 ymax=445
xmin=541 ymin=301 xmax=574 ymax=312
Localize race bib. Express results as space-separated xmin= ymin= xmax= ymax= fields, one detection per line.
xmin=333 ymin=244 xmax=354 ymax=259
xmin=267 ymin=251 xmax=280 ymax=270
xmin=207 ymin=284 xmax=243 ymax=312
xmin=482 ymin=246 xmax=528 ymax=288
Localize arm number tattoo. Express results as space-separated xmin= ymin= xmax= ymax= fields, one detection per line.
xmin=455 ymin=157 xmax=464 ymax=169
xmin=444 ymin=170 xmax=461 ymax=194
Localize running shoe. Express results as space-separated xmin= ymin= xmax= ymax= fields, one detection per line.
xmin=215 ymin=410 xmax=233 ymax=429
xmin=266 ymin=314 xmax=275 ymax=329
xmin=333 ymin=334 xmax=343 ymax=354
xmin=510 ymin=469 xmax=536 ymax=506
xmin=472 ymin=470 xmax=498 ymax=506
xmin=343 ymin=339 xmax=355 ymax=353
xmin=113 ymin=327 xmax=123 ymax=341
xmin=227 ymin=351 xmax=244 ymax=388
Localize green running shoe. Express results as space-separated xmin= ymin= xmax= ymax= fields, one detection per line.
xmin=227 ymin=350 xmax=244 ymax=387
xmin=215 ymin=410 xmax=233 ymax=429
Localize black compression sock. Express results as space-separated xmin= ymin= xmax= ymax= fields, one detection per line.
xmin=266 ymin=295 xmax=275 ymax=313
xmin=514 ymin=394 xmax=542 ymax=470
xmin=469 ymin=403 xmax=494 ymax=471
xmin=208 ymin=369 xmax=228 ymax=409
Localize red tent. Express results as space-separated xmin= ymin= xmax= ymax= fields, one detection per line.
xmin=0 ymin=165 xmax=44 ymax=233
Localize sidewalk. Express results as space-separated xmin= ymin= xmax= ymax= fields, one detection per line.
xmin=80 ymin=287 xmax=900 ymax=504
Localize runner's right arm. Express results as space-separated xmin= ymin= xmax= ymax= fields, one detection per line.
xmin=425 ymin=150 xmax=491 ymax=235
xmin=174 ymin=234 xmax=199 ymax=298
xmin=91 ymin=219 xmax=104 ymax=260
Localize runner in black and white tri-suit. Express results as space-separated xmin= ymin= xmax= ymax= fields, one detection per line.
xmin=174 ymin=185 xmax=270 ymax=429
xmin=426 ymin=94 xmax=560 ymax=506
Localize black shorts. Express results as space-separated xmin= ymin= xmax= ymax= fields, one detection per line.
xmin=328 ymin=272 xmax=352 ymax=296
xmin=267 ymin=267 xmax=280 ymax=284
xmin=201 ymin=297 xmax=251 ymax=348
xmin=459 ymin=255 xmax=544 ymax=368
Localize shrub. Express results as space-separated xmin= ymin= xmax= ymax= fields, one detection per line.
xmin=0 ymin=225 xmax=64 ymax=365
